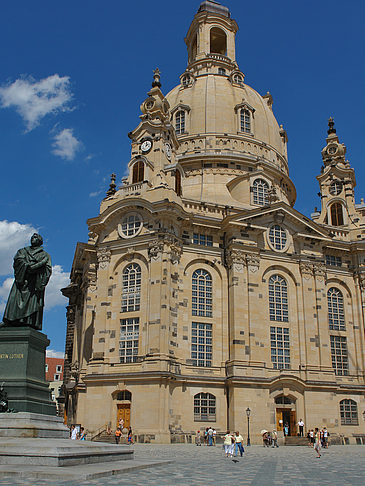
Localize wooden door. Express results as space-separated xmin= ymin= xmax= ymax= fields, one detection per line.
xmin=276 ymin=409 xmax=283 ymax=431
xmin=289 ymin=410 xmax=296 ymax=437
xmin=117 ymin=404 xmax=131 ymax=428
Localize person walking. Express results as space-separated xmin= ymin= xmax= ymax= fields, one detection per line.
xmin=234 ymin=431 xmax=244 ymax=457
xmin=314 ymin=427 xmax=321 ymax=458
xmin=298 ymin=419 xmax=304 ymax=437
xmin=284 ymin=423 xmax=289 ymax=437
xmin=79 ymin=427 xmax=86 ymax=441
xmin=271 ymin=429 xmax=279 ymax=448
xmin=207 ymin=426 xmax=214 ymax=446
xmin=195 ymin=430 xmax=202 ymax=446
xmin=70 ymin=425 xmax=78 ymax=440
xmin=115 ymin=427 xmax=122 ymax=444
xmin=224 ymin=431 xmax=234 ymax=457
xmin=127 ymin=426 xmax=133 ymax=445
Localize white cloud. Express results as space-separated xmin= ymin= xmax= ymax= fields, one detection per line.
xmin=52 ymin=128 xmax=81 ymax=160
xmin=46 ymin=349 xmax=65 ymax=358
xmin=0 ymin=220 xmax=37 ymax=275
xmin=0 ymin=277 xmax=13 ymax=313
xmin=89 ymin=190 xmax=102 ymax=198
xmin=0 ymin=74 xmax=73 ymax=131
xmin=45 ymin=265 xmax=70 ymax=309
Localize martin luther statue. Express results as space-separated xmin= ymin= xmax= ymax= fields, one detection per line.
xmin=2 ymin=233 xmax=52 ymax=331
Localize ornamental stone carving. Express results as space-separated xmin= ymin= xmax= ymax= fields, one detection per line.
xmin=313 ymin=263 xmax=327 ymax=282
xmin=299 ymin=262 xmax=313 ymax=280
xmin=226 ymin=249 xmax=246 ymax=273
xmin=97 ymin=248 xmax=111 ymax=269
xmin=83 ymin=263 xmax=97 ymax=292
xmin=148 ymin=235 xmax=182 ymax=263
xmin=246 ymin=253 xmax=260 ymax=273
xmin=148 ymin=239 xmax=164 ymax=261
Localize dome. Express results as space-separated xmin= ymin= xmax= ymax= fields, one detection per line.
xmin=166 ymin=75 xmax=287 ymax=163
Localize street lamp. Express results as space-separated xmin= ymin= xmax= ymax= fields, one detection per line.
xmin=246 ymin=407 xmax=251 ymax=446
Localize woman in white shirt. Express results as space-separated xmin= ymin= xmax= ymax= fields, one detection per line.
xmin=224 ymin=431 xmax=235 ymax=457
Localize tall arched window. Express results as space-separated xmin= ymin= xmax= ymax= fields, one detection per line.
xmin=330 ymin=202 xmax=344 ymax=226
xmin=240 ymin=109 xmax=251 ymax=133
xmin=175 ymin=170 xmax=182 ymax=196
xmin=122 ymin=263 xmax=141 ymax=312
xmin=194 ymin=392 xmax=216 ymax=421
xmin=132 ymin=161 xmax=144 ymax=184
xmin=328 ymin=287 xmax=345 ymax=330
xmin=269 ymin=275 xmax=288 ymax=322
xmin=175 ymin=111 xmax=185 ymax=135
xmin=252 ymin=178 xmax=269 ymax=206
xmin=340 ymin=399 xmax=358 ymax=425
xmin=210 ymin=27 xmax=227 ymax=55
xmin=192 ymin=269 xmax=212 ymax=317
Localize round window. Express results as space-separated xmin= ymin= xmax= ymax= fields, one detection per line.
xmin=327 ymin=145 xmax=337 ymax=155
xmin=329 ymin=180 xmax=342 ymax=196
xmin=268 ymin=225 xmax=287 ymax=251
xmin=118 ymin=213 xmax=143 ymax=239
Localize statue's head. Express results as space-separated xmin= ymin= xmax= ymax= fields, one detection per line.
xmin=30 ymin=233 xmax=43 ymax=247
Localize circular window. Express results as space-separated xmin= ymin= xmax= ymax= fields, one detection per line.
xmin=233 ymin=74 xmax=243 ymax=85
xmin=268 ymin=225 xmax=288 ymax=252
xmin=327 ymin=145 xmax=337 ymax=155
xmin=329 ymin=180 xmax=343 ymax=196
xmin=145 ymin=99 xmax=154 ymax=110
xmin=118 ymin=213 xmax=143 ymax=239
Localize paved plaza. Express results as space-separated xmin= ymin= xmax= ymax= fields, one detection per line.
xmin=0 ymin=443 xmax=365 ymax=486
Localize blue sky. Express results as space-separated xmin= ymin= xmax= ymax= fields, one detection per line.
xmin=0 ymin=0 xmax=364 ymax=354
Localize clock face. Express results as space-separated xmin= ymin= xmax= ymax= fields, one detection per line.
xmin=165 ymin=143 xmax=171 ymax=160
xmin=141 ymin=139 xmax=152 ymax=153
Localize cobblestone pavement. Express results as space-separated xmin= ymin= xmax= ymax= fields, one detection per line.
xmin=1 ymin=444 xmax=365 ymax=486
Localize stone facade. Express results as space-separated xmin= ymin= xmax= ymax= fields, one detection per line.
xmin=62 ymin=1 xmax=365 ymax=444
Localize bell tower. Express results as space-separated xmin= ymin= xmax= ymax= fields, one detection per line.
xmin=185 ymin=0 xmax=239 ymax=76
xmin=313 ymin=118 xmax=359 ymax=228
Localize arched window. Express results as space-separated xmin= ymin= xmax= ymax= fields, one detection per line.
xmin=252 ymin=178 xmax=269 ymax=206
xmin=218 ymin=67 xmax=226 ymax=75
xmin=116 ymin=390 xmax=132 ymax=401
xmin=175 ymin=110 xmax=185 ymax=135
xmin=210 ymin=27 xmax=227 ymax=55
xmin=122 ymin=263 xmax=141 ymax=312
xmin=340 ymin=399 xmax=358 ymax=425
xmin=175 ymin=170 xmax=182 ymax=196
xmin=274 ymin=395 xmax=293 ymax=405
xmin=194 ymin=392 xmax=216 ymax=422
xmin=240 ymin=109 xmax=251 ymax=133
xmin=269 ymin=275 xmax=288 ymax=322
xmin=132 ymin=160 xmax=144 ymax=184
xmin=192 ymin=269 xmax=212 ymax=317
xmin=328 ymin=287 xmax=345 ymax=330
xmin=182 ymin=74 xmax=190 ymax=87
xmin=330 ymin=202 xmax=344 ymax=226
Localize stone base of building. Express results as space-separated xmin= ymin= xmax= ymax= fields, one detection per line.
xmin=0 ymin=327 xmax=56 ymax=415
xmin=0 ymin=412 xmax=69 ymax=438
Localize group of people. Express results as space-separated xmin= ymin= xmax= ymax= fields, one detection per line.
xmin=115 ymin=425 xmax=133 ymax=445
xmin=308 ymin=427 xmax=329 ymax=456
xmin=223 ymin=431 xmax=245 ymax=457
xmin=195 ymin=427 xmax=217 ymax=446
xmin=262 ymin=430 xmax=279 ymax=447
xmin=70 ymin=425 xmax=86 ymax=440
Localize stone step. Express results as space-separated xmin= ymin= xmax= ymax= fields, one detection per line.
xmin=284 ymin=436 xmax=309 ymax=446
xmin=0 ymin=438 xmax=133 ymax=467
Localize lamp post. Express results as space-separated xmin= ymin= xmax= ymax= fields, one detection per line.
xmin=246 ymin=407 xmax=251 ymax=446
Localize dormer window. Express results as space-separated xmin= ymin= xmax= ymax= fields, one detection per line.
xmin=182 ymin=74 xmax=190 ymax=87
xmin=132 ymin=160 xmax=144 ymax=183
xmin=240 ymin=109 xmax=251 ymax=133
xmin=218 ymin=68 xmax=226 ymax=75
xmin=330 ymin=202 xmax=344 ymax=226
xmin=175 ymin=110 xmax=185 ymax=135
xmin=233 ymin=74 xmax=244 ymax=85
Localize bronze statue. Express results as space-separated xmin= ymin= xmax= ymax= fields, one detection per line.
xmin=1 ymin=233 xmax=52 ymax=330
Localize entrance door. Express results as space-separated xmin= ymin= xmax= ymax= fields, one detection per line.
xmin=117 ymin=404 xmax=131 ymax=428
xmin=276 ymin=409 xmax=296 ymax=436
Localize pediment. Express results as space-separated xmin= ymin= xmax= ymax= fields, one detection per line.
xmin=224 ymin=202 xmax=330 ymax=241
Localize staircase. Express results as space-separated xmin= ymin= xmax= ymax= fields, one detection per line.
xmin=284 ymin=436 xmax=309 ymax=446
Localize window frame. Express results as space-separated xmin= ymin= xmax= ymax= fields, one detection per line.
xmin=269 ymin=275 xmax=289 ymax=322
xmin=121 ymin=263 xmax=142 ymax=313
xmin=119 ymin=317 xmax=140 ymax=364
xmin=328 ymin=287 xmax=345 ymax=331
xmin=118 ymin=212 xmax=143 ymax=239
xmin=270 ymin=326 xmax=290 ymax=369
xmin=191 ymin=322 xmax=213 ymax=367
xmin=252 ymin=178 xmax=269 ymax=206
xmin=194 ymin=392 xmax=216 ymax=422
xmin=330 ymin=335 xmax=348 ymax=376
xmin=192 ymin=269 xmax=213 ymax=318
xmin=132 ymin=160 xmax=144 ymax=184
xmin=340 ymin=399 xmax=358 ymax=425
xmin=267 ymin=224 xmax=289 ymax=253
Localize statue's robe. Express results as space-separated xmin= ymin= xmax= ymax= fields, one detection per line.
xmin=3 ymin=245 xmax=52 ymax=330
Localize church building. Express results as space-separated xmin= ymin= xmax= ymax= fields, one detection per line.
xmin=62 ymin=1 xmax=365 ymax=444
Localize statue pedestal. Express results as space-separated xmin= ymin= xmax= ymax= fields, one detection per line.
xmin=0 ymin=327 xmax=56 ymax=415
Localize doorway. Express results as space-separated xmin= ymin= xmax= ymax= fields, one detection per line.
xmin=276 ymin=408 xmax=296 ymax=436
xmin=117 ymin=404 xmax=131 ymax=428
